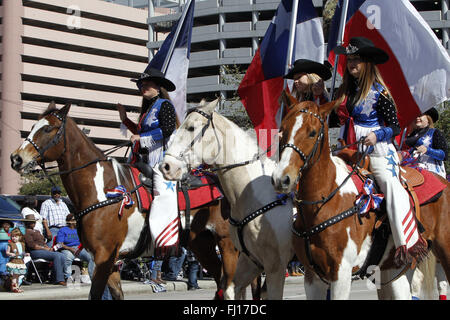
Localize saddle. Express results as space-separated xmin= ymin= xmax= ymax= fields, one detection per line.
xmin=128 ymin=166 xmax=223 ymax=213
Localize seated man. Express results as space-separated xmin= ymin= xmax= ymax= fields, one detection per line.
xmin=56 ymin=214 xmax=94 ymax=283
xmin=23 ymin=214 xmax=66 ymax=286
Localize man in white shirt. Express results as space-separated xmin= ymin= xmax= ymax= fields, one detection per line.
xmin=40 ymin=186 xmax=70 ymax=246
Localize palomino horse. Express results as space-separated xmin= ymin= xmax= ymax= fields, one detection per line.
xmin=271 ymin=93 xmax=450 ymax=299
xmin=160 ymin=99 xmax=295 ymax=300
xmin=10 ymin=102 xmax=238 ymax=299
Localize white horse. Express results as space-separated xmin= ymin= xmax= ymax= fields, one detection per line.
xmin=160 ymin=99 xmax=295 ymax=299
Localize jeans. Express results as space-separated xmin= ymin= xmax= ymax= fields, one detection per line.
xmin=61 ymin=247 xmax=94 ymax=279
xmin=150 ymin=259 xmax=163 ymax=280
xmin=165 ymin=248 xmax=186 ymax=280
xmin=46 ymin=227 xmax=62 ymax=247
xmin=30 ymin=249 xmax=66 ymax=283
xmin=187 ymin=261 xmax=199 ymax=288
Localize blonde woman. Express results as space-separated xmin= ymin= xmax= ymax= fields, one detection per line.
xmin=284 ymin=59 xmax=331 ymax=104
xmin=329 ymin=37 xmax=428 ymax=266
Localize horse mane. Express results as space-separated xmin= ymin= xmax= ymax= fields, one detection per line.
xmin=38 ymin=103 xmax=105 ymax=156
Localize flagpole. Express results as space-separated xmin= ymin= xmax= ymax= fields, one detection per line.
xmin=329 ymin=0 xmax=349 ymax=100
xmin=277 ymin=0 xmax=299 ymax=127
xmin=161 ymin=0 xmax=193 ymax=74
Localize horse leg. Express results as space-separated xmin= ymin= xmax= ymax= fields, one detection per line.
xmin=250 ymin=275 xmax=262 ymax=300
xmin=378 ymin=269 xmax=412 ymax=300
xmin=265 ymin=268 xmax=287 ymax=300
xmin=217 ymin=236 xmax=239 ymax=299
xmin=106 ymin=267 xmax=124 ymax=300
xmin=89 ymin=249 xmax=117 ymax=300
xmin=436 ymin=262 xmax=448 ymax=300
xmin=188 ymin=230 xmax=222 ymax=291
xmin=329 ymin=264 xmax=352 ymax=300
xmin=303 ymin=267 xmax=329 ymax=300
xmin=224 ymin=254 xmax=261 ymax=300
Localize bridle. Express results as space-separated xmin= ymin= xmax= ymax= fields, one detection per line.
xmin=280 ymin=108 xmax=325 ymax=185
xmin=23 ymin=112 xmax=68 ymax=183
xmin=26 ymin=112 xmax=67 ymax=162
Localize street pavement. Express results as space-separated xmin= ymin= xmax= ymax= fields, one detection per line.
xmin=0 ymin=275 xmax=305 ymax=300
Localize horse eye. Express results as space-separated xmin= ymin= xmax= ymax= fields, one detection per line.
xmin=309 ymin=130 xmax=316 ymax=138
xmin=44 ymin=126 xmax=53 ymax=133
xmin=187 ymin=126 xmax=195 ymax=132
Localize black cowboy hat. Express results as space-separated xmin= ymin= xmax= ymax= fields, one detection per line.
xmin=131 ymin=68 xmax=176 ymax=92
xmin=333 ymin=37 xmax=389 ymax=65
xmin=284 ymin=59 xmax=332 ymax=81
xmin=424 ymin=107 xmax=439 ymax=123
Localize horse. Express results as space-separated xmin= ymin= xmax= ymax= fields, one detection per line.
xmin=10 ymin=102 xmax=239 ymax=300
xmin=160 ymin=99 xmax=295 ymax=300
xmin=271 ymin=92 xmax=450 ymax=299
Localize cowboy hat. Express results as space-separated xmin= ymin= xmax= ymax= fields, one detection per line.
xmin=24 ymin=214 xmax=37 ymax=221
xmin=333 ymin=37 xmax=389 ymax=65
xmin=131 ymin=68 xmax=176 ymax=92
xmin=284 ymin=59 xmax=332 ymax=81
xmin=424 ymin=107 xmax=439 ymax=123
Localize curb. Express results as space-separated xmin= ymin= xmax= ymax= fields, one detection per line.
xmin=0 ymin=276 xmax=304 ymax=300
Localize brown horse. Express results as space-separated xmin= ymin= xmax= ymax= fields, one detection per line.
xmin=10 ymin=102 xmax=238 ymax=299
xmin=271 ymin=93 xmax=449 ymax=299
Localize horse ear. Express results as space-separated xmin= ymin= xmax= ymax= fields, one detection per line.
xmin=280 ymin=90 xmax=298 ymax=111
xmin=319 ymin=100 xmax=337 ymax=118
xmin=46 ymin=101 xmax=57 ymax=112
xmin=58 ymin=103 xmax=72 ymax=118
xmin=202 ymin=98 xmax=219 ymax=115
xmin=198 ymin=99 xmax=207 ymax=108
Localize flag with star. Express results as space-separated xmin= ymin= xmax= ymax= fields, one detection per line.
xmin=238 ymin=0 xmax=325 ymax=154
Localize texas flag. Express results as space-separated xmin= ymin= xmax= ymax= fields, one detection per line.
xmin=238 ymin=0 xmax=325 ymax=154
xmin=147 ymin=0 xmax=195 ymax=123
xmin=328 ymin=0 xmax=450 ymax=128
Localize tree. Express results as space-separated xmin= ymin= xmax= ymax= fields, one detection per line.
xmin=19 ymin=173 xmax=67 ymax=196
xmin=219 ymin=64 xmax=253 ymax=129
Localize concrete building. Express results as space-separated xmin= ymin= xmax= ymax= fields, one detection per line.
xmin=0 ymin=0 xmax=449 ymax=194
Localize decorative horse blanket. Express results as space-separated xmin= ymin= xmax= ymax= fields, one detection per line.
xmin=129 ymin=167 xmax=223 ymax=258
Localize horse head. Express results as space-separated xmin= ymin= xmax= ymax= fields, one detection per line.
xmin=272 ymin=90 xmax=335 ymax=193
xmin=161 ymin=98 xmax=220 ymax=181
xmin=11 ymin=101 xmax=71 ymax=174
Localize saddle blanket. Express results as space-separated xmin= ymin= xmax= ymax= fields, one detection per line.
xmin=129 ymin=167 xmax=223 ymax=212
xmin=349 ymin=165 xmax=447 ymax=207
xmin=177 ymin=175 xmax=223 ymax=211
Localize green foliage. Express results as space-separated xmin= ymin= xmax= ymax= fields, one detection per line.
xmin=220 ymin=64 xmax=254 ymax=130
xmin=435 ymin=101 xmax=450 ymax=173
xmin=19 ymin=173 xmax=67 ymax=196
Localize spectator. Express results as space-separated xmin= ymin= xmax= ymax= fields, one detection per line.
xmin=23 ymin=214 xmax=66 ymax=286
xmin=404 ymin=108 xmax=447 ymax=178
xmin=20 ymin=195 xmax=44 ymax=235
xmin=0 ymin=221 xmax=13 ymax=237
xmin=40 ymin=186 xmax=70 ymax=246
xmin=5 ymin=228 xmax=28 ymax=293
xmin=164 ymin=247 xmax=186 ymax=281
xmin=149 ymin=258 xmax=165 ymax=285
xmin=186 ymin=249 xmax=201 ymax=291
xmin=55 ymin=214 xmax=94 ymax=283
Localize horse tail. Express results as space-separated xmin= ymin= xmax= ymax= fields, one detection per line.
xmin=417 ymin=251 xmax=437 ymax=300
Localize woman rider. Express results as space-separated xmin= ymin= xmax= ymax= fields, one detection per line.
xmin=329 ymin=37 xmax=428 ymax=266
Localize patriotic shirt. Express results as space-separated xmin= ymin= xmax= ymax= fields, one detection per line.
xmin=405 ymin=127 xmax=448 ymax=178
xmin=330 ymin=82 xmax=400 ymax=156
